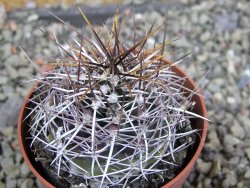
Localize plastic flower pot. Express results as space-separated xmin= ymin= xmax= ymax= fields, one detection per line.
xmin=18 ymin=59 xmax=207 ymax=188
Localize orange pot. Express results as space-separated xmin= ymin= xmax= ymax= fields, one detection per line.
xmin=18 ymin=61 xmax=207 ymax=188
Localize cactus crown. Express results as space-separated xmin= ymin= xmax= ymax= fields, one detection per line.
xmin=27 ymin=8 xmax=203 ymax=188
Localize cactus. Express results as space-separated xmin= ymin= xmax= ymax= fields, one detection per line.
xmin=26 ymin=9 xmax=204 ymax=188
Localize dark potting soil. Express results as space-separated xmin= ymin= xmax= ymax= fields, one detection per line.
xmin=31 ymin=121 xmax=198 ymax=188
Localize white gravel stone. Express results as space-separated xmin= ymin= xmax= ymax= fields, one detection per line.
xmin=1 ymin=127 xmax=14 ymax=137
xmin=209 ymin=157 xmax=221 ymax=177
xmin=20 ymin=162 xmax=31 ymax=177
xmin=2 ymin=164 xmax=20 ymax=178
xmin=15 ymin=153 xmax=23 ymax=164
xmin=230 ymin=120 xmax=245 ymax=139
xmin=17 ymin=67 xmax=33 ymax=78
xmin=227 ymin=96 xmax=236 ymax=104
xmin=213 ymin=92 xmax=223 ymax=102
xmin=207 ymin=131 xmax=221 ymax=148
xmin=0 ymin=181 xmax=4 ymax=188
xmin=0 ymin=95 xmax=23 ymax=129
xmin=222 ymin=171 xmax=237 ymax=187
xmin=224 ymin=135 xmax=241 ymax=147
xmin=1 ymin=43 xmax=11 ymax=60
xmin=196 ymin=159 xmax=212 ymax=174
xmin=0 ymin=94 xmax=6 ymax=101
xmin=0 ymin=76 xmax=8 ymax=85
xmin=1 ymin=141 xmax=13 ymax=157
xmin=21 ymin=179 xmax=34 ymax=188
xmin=245 ymin=148 xmax=250 ymax=161
xmin=244 ymin=169 xmax=250 ymax=179
xmin=200 ymin=31 xmax=211 ymax=42
xmin=237 ymin=114 xmax=250 ymax=135
xmin=4 ymin=55 xmax=20 ymax=67
xmin=6 ymin=178 xmax=17 ymax=188
xmin=2 ymin=85 xmax=14 ymax=96
xmin=6 ymin=65 xmax=18 ymax=79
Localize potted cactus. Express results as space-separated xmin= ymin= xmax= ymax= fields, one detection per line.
xmin=18 ymin=9 xmax=207 ymax=188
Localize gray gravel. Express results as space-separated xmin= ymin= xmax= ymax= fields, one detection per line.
xmin=0 ymin=0 xmax=250 ymax=187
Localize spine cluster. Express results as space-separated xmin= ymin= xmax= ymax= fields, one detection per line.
xmin=27 ymin=10 xmax=201 ymax=187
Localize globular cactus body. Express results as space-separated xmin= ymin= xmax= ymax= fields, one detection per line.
xmin=28 ymin=11 xmax=201 ymax=188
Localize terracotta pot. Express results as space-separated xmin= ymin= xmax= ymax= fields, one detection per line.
xmin=18 ymin=61 xmax=207 ymax=188
xmin=161 ymin=65 xmax=208 ymax=188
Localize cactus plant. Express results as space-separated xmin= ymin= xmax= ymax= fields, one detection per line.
xmin=25 ymin=8 xmax=206 ymax=188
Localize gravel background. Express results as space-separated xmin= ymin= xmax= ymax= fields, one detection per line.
xmin=0 ymin=0 xmax=250 ymax=187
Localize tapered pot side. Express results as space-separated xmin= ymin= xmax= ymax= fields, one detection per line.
xmin=18 ymin=59 xmax=208 ymax=188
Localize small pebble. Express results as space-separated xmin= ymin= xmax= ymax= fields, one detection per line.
xmin=0 ymin=76 xmax=8 ymax=85
xmin=230 ymin=120 xmax=245 ymax=139
xmin=245 ymin=148 xmax=250 ymax=160
xmin=224 ymin=135 xmax=241 ymax=147
xmin=20 ymin=162 xmax=31 ymax=177
xmin=0 ymin=181 xmax=4 ymax=188
xmin=21 ymin=178 xmax=34 ymax=188
xmin=196 ymin=159 xmax=212 ymax=174
xmin=209 ymin=158 xmax=221 ymax=177
xmin=1 ymin=141 xmax=13 ymax=157
xmin=244 ymin=169 xmax=250 ymax=179
xmin=6 ymin=179 xmax=17 ymax=188
xmin=222 ymin=171 xmax=237 ymax=187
